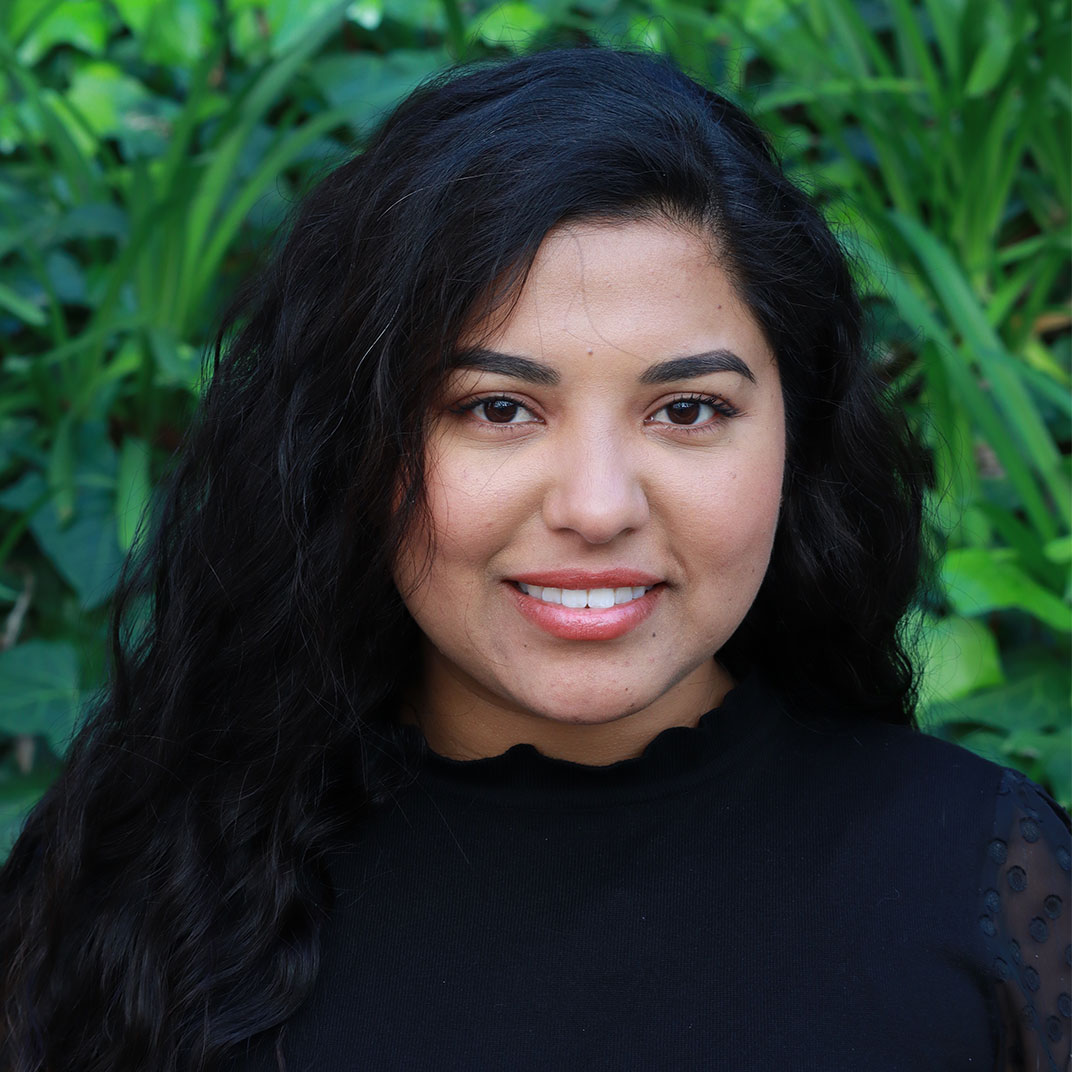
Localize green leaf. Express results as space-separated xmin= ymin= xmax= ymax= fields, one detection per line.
xmin=348 ymin=0 xmax=384 ymax=31
xmin=175 ymin=0 xmax=350 ymax=319
xmin=1 ymin=425 xmax=124 ymax=609
xmin=922 ymin=0 xmax=963 ymax=83
xmin=942 ymin=548 xmax=1072 ymax=632
xmin=46 ymin=415 xmax=76 ymax=524
xmin=875 ymin=249 xmax=1058 ymax=539
xmin=950 ymin=727 xmax=1007 ymax=765
xmin=1001 ymin=725 xmax=1072 ymax=806
xmin=438 ymin=0 xmax=464 ymax=57
xmin=752 ymin=77 xmax=919 ymax=113
xmin=0 ymin=282 xmax=46 ymax=326
xmin=890 ymin=215 xmax=1063 ymax=494
xmin=0 ymin=472 xmax=46 ymax=513
xmin=6 ymin=0 xmax=64 ymax=42
xmin=111 ymin=0 xmax=217 ymax=67
xmin=963 ymin=4 xmax=1015 ymax=98
xmin=1044 ymin=536 xmax=1072 ymax=564
xmin=886 ymin=0 xmax=942 ymax=105
xmin=923 ymin=657 xmax=1069 ymax=733
xmin=266 ymin=0 xmax=348 ymax=56
xmin=917 ymin=613 xmax=1004 ymax=708
xmin=11 ymin=0 xmax=111 ymax=64
xmin=1044 ymin=738 xmax=1071 ymax=811
xmin=45 ymin=250 xmax=86 ymax=305
xmin=1002 ymin=728 xmax=1066 ymax=763
xmin=0 ymin=640 xmax=81 ymax=754
xmin=55 ymin=203 xmax=128 ymax=242
xmin=0 ymin=764 xmax=58 ymax=860
xmin=65 ymin=61 xmax=153 ymax=139
xmin=0 ymin=417 xmax=36 ymax=478
xmin=188 ymin=105 xmax=353 ymax=308
xmin=16 ymin=473 xmax=125 ymax=608
xmin=148 ymin=330 xmax=202 ymax=392
xmin=307 ymin=49 xmax=448 ymax=119
xmin=115 ymin=436 xmax=151 ymax=553
xmin=470 ymin=2 xmax=548 ymax=50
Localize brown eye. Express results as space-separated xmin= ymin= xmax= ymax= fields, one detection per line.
xmin=464 ymin=397 xmax=538 ymax=425
xmin=646 ymin=396 xmax=737 ymax=428
xmin=667 ymin=400 xmax=702 ymax=424
xmin=649 ymin=398 xmax=717 ymax=426
xmin=483 ymin=399 xmax=521 ymax=423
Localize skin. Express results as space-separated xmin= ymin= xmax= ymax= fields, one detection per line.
xmin=393 ymin=219 xmax=786 ymax=765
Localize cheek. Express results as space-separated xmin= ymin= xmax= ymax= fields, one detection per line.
xmin=675 ymin=450 xmax=784 ymax=581
xmin=394 ymin=454 xmax=524 ymax=610
xmin=426 ymin=466 xmax=506 ymax=565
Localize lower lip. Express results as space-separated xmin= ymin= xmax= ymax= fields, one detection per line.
xmin=506 ymin=583 xmax=663 ymax=641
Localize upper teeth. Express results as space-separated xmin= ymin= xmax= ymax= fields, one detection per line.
xmin=517 ymin=583 xmax=651 ymax=608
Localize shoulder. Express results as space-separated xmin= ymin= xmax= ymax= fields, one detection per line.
xmin=767 ymin=683 xmax=1011 ymax=812
xmin=761 ymin=683 xmax=1069 ymax=887
xmin=735 ymin=681 xmax=1071 ymax=1064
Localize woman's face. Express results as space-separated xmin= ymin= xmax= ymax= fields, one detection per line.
xmin=394 ymin=220 xmax=785 ymax=759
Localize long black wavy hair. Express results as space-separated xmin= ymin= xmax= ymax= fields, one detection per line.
xmin=0 ymin=46 xmax=923 ymax=1070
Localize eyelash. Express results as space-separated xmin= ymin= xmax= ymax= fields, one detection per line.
xmin=649 ymin=393 xmax=742 ymax=432
xmin=452 ymin=393 xmax=741 ymax=432
xmin=452 ymin=395 xmax=539 ymax=424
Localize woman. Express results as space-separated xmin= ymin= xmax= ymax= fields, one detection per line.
xmin=1 ymin=47 xmax=1068 ymax=1072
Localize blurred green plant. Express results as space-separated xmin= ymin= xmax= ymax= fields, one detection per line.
xmin=1 ymin=0 xmax=1068 ymax=856
xmin=718 ymin=0 xmax=1071 ymax=798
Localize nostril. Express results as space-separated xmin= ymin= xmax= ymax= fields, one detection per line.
xmin=541 ymin=473 xmax=649 ymax=544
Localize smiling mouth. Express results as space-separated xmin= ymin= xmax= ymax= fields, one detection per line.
xmin=515 ymin=582 xmax=654 ymax=608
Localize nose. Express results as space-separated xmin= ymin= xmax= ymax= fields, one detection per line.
xmin=541 ymin=429 xmax=650 ymax=544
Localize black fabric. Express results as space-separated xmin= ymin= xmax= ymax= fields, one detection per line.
xmin=232 ymin=676 xmax=1071 ymax=1071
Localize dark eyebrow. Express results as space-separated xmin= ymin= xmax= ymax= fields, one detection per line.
xmin=638 ymin=350 xmax=756 ymax=385
xmin=450 ymin=346 xmax=755 ymax=387
xmin=450 ymin=347 xmax=560 ymax=386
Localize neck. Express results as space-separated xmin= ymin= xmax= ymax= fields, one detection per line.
xmin=403 ymin=648 xmax=733 ymax=766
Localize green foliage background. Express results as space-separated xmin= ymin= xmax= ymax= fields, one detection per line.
xmin=1 ymin=0 xmax=1069 ymax=854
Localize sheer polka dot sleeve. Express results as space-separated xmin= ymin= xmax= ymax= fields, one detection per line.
xmin=980 ymin=768 xmax=1072 ymax=1071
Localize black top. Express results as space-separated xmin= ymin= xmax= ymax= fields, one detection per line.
xmin=233 ymin=676 xmax=1071 ymax=1071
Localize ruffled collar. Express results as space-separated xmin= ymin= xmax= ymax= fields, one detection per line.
xmin=400 ymin=673 xmax=782 ymax=807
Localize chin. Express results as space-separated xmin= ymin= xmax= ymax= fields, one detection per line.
xmin=513 ymin=688 xmax=656 ymax=726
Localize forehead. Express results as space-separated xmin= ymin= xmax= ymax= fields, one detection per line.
xmin=465 ymin=219 xmax=773 ymax=380
xmin=510 ymin=220 xmax=719 ymax=314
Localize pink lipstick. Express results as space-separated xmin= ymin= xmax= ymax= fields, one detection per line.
xmin=505 ymin=570 xmax=664 ymax=641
